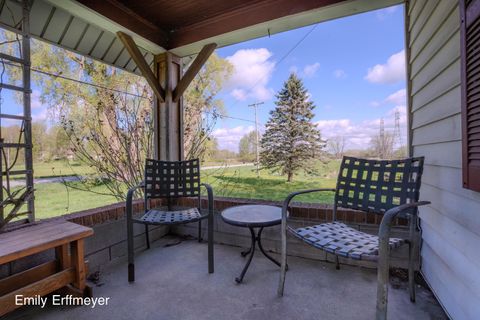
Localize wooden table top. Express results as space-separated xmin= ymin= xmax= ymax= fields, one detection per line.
xmin=0 ymin=220 xmax=93 ymax=264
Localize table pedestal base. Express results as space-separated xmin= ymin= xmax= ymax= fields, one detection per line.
xmin=235 ymin=227 xmax=287 ymax=283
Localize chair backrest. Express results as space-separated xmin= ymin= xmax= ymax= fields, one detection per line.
xmin=144 ymin=158 xmax=201 ymax=199
xmin=334 ymin=156 xmax=424 ymax=216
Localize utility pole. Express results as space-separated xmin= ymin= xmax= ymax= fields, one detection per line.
xmin=394 ymin=109 xmax=403 ymax=149
xmin=248 ymin=102 xmax=264 ymax=177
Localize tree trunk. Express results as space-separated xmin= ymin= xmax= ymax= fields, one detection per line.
xmin=287 ymin=171 xmax=293 ymax=182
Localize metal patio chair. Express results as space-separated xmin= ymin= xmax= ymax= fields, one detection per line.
xmin=126 ymin=158 xmax=214 ymax=282
xmin=277 ymin=156 xmax=429 ymax=320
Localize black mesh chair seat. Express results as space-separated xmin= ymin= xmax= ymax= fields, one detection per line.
xmin=291 ymin=222 xmax=405 ymax=261
xmin=136 ymin=207 xmax=204 ymax=225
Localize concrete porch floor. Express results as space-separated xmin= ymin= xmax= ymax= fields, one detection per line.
xmin=7 ymin=236 xmax=446 ymax=320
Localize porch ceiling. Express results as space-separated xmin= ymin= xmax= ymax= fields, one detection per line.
xmin=0 ymin=0 xmax=402 ymax=75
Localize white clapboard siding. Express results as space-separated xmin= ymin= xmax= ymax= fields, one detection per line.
xmin=412 ymin=113 xmax=461 ymax=146
xmin=411 ymin=85 xmax=460 ymax=128
xmin=422 ymin=164 xmax=480 ymax=203
xmin=411 ymin=7 xmax=460 ymax=77
xmin=408 ymin=1 xmax=480 ymax=319
xmin=414 ymin=141 xmax=461 ymax=168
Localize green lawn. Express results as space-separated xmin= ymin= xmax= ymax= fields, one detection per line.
xmin=31 ymin=159 xmax=341 ymax=220
xmin=11 ymin=160 xmax=95 ymax=179
xmin=202 ymin=160 xmax=339 ymax=203
xmin=33 ymin=182 xmax=118 ymax=220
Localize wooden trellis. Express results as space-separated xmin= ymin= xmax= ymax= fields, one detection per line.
xmin=0 ymin=0 xmax=34 ymax=229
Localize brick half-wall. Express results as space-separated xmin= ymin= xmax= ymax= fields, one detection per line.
xmin=0 ymin=196 xmax=413 ymax=280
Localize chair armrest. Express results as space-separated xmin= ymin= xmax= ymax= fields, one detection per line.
xmin=378 ymin=201 xmax=430 ymax=260
xmin=378 ymin=201 xmax=430 ymax=240
xmin=282 ymin=188 xmax=336 ymax=221
xmin=200 ymin=183 xmax=214 ymax=215
xmin=126 ymin=182 xmax=145 ymax=221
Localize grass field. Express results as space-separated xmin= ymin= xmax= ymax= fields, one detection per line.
xmin=11 ymin=160 xmax=95 ymax=179
xmin=31 ymin=160 xmax=340 ymax=220
xmin=202 ymin=160 xmax=339 ymax=203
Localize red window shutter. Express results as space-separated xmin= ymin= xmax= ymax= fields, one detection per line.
xmin=461 ymin=0 xmax=480 ymax=191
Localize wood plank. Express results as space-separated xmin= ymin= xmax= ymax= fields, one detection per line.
xmin=0 ymin=260 xmax=57 ymax=296
xmin=0 ymin=221 xmax=93 ymax=265
xmin=0 ymin=221 xmax=89 ymax=248
xmin=1 ymin=222 xmax=76 ymax=246
xmin=70 ymin=239 xmax=86 ymax=291
xmin=117 ymin=31 xmax=165 ymax=102
xmin=172 ymin=43 xmax=217 ymax=102
xmin=56 ymin=244 xmax=70 ymax=270
xmin=0 ymin=268 xmax=75 ymax=316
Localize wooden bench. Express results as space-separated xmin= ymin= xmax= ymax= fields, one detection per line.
xmin=0 ymin=220 xmax=93 ymax=316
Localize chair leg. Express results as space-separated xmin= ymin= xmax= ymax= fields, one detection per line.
xmin=145 ymin=224 xmax=150 ymax=249
xmin=408 ymin=241 xmax=416 ymax=303
xmin=208 ymin=216 xmax=214 ymax=274
xmin=127 ymin=219 xmax=135 ymax=282
xmin=198 ymin=220 xmax=203 ymax=243
xmin=277 ymin=221 xmax=288 ymax=297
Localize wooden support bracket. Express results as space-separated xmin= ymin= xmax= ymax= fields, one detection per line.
xmin=117 ymin=33 xmax=216 ymax=104
xmin=117 ymin=31 xmax=165 ymax=102
xmin=172 ymin=43 xmax=217 ymax=102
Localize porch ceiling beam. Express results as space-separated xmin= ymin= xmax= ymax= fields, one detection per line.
xmin=168 ymin=0 xmax=344 ymax=49
xmin=172 ymin=43 xmax=217 ymax=103
xmin=75 ymin=0 xmax=169 ymax=49
xmin=117 ymin=31 xmax=165 ymax=102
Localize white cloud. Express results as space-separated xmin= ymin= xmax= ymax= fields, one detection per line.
xmin=365 ymin=50 xmax=405 ymax=84
xmin=32 ymin=108 xmax=49 ymax=122
xmin=231 ymin=89 xmax=247 ymax=101
xmin=226 ymin=48 xmax=275 ymax=101
xmin=31 ymin=90 xmax=43 ymax=109
xmin=370 ymin=88 xmax=407 ymax=108
xmin=212 ymin=125 xmax=255 ymax=151
xmin=384 ymin=88 xmax=406 ymax=105
xmin=333 ymin=69 xmax=346 ymax=79
xmin=303 ymin=62 xmax=320 ymax=77
xmin=315 ymin=106 xmax=407 ymax=150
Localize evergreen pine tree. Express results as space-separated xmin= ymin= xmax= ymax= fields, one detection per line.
xmin=260 ymin=73 xmax=325 ymax=182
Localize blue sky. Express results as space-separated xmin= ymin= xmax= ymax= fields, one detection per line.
xmin=212 ymin=4 xmax=407 ymax=152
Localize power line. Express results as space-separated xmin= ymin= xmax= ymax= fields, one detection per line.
xmin=0 ymin=59 xmax=149 ymax=99
xmin=204 ymin=110 xmax=261 ymax=125
xmin=31 ymin=67 xmax=149 ymax=99
xmin=228 ymin=23 xmax=319 ymax=109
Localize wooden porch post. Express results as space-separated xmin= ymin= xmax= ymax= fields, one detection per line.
xmin=117 ymin=32 xmax=216 ymax=161
xmin=154 ymin=52 xmax=183 ymax=161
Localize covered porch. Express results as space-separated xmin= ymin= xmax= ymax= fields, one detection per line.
xmin=0 ymin=0 xmax=478 ymax=319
